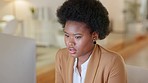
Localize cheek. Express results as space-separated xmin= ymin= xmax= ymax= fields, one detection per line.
xmin=82 ymin=36 xmax=92 ymax=43
xmin=76 ymin=41 xmax=92 ymax=55
xmin=76 ymin=38 xmax=93 ymax=49
xmin=64 ymin=37 xmax=68 ymax=46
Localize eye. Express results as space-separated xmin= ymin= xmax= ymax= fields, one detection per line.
xmin=64 ymin=34 xmax=69 ymax=37
xmin=75 ymin=36 xmax=82 ymax=39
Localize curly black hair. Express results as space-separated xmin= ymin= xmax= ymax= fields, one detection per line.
xmin=57 ymin=0 xmax=110 ymax=40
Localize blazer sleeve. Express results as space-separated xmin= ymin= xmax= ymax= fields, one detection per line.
xmin=55 ymin=49 xmax=64 ymax=83
xmin=108 ymin=55 xmax=127 ymax=83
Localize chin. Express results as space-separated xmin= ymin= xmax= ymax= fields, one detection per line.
xmin=70 ymin=54 xmax=78 ymax=58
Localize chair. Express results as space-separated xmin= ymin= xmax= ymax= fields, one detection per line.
xmin=126 ymin=65 xmax=148 ymax=83
xmin=0 ymin=33 xmax=36 ymax=83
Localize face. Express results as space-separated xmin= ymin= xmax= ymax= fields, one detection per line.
xmin=64 ymin=21 xmax=97 ymax=58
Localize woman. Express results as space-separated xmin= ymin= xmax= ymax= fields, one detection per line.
xmin=55 ymin=0 xmax=127 ymax=83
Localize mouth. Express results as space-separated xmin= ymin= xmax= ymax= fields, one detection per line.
xmin=68 ymin=47 xmax=77 ymax=54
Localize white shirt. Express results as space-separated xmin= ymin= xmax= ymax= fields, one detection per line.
xmin=73 ymin=56 xmax=91 ymax=83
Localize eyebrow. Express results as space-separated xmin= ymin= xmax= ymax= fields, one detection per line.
xmin=63 ymin=30 xmax=68 ymax=34
xmin=64 ymin=30 xmax=82 ymax=35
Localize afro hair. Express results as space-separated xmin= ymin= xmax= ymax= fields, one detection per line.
xmin=57 ymin=0 xmax=110 ymax=40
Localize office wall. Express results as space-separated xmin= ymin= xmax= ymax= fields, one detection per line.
xmin=0 ymin=0 xmax=125 ymax=30
xmin=100 ymin=0 xmax=125 ymax=32
xmin=0 ymin=1 xmax=13 ymax=19
xmin=0 ymin=0 xmax=126 ymax=47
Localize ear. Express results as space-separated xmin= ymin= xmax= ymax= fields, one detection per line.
xmin=92 ymin=32 xmax=98 ymax=40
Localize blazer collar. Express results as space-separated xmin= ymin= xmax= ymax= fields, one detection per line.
xmin=67 ymin=53 xmax=74 ymax=83
xmin=84 ymin=44 xmax=101 ymax=83
xmin=67 ymin=44 xmax=101 ymax=83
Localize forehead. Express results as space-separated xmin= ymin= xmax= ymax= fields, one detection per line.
xmin=64 ymin=21 xmax=90 ymax=34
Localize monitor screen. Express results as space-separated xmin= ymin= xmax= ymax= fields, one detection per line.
xmin=0 ymin=33 xmax=36 ymax=83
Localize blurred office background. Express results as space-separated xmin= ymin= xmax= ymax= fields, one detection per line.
xmin=0 ymin=0 xmax=148 ymax=83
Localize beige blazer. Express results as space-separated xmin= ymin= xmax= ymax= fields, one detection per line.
xmin=55 ymin=44 xmax=127 ymax=83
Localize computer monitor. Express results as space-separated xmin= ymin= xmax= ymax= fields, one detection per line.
xmin=0 ymin=33 xmax=36 ymax=83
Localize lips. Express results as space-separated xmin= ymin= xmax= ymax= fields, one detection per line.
xmin=68 ymin=47 xmax=77 ymax=54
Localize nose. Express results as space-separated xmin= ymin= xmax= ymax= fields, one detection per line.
xmin=67 ymin=38 xmax=75 ymax=47
xmin=68 ymin=42 xmax=75 ymax=47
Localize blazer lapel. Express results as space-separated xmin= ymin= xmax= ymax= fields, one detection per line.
xmin=67 ymin=54 xmax=74 ymax=83
xmin=84 ymin=45 xmax=101 ymax=83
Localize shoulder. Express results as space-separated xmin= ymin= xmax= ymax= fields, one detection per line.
xmin=96 ymin=45 xmax=127 ymax=82
xmin=56 ymin=48 xmax=68 ymax=56
xmin=100 ymin=45 xmax=124 ymax=62
xmin=56 ymin=48 xmax=69 ymax=62
xmin=98 ymin=45 xmax=125 ymax=68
